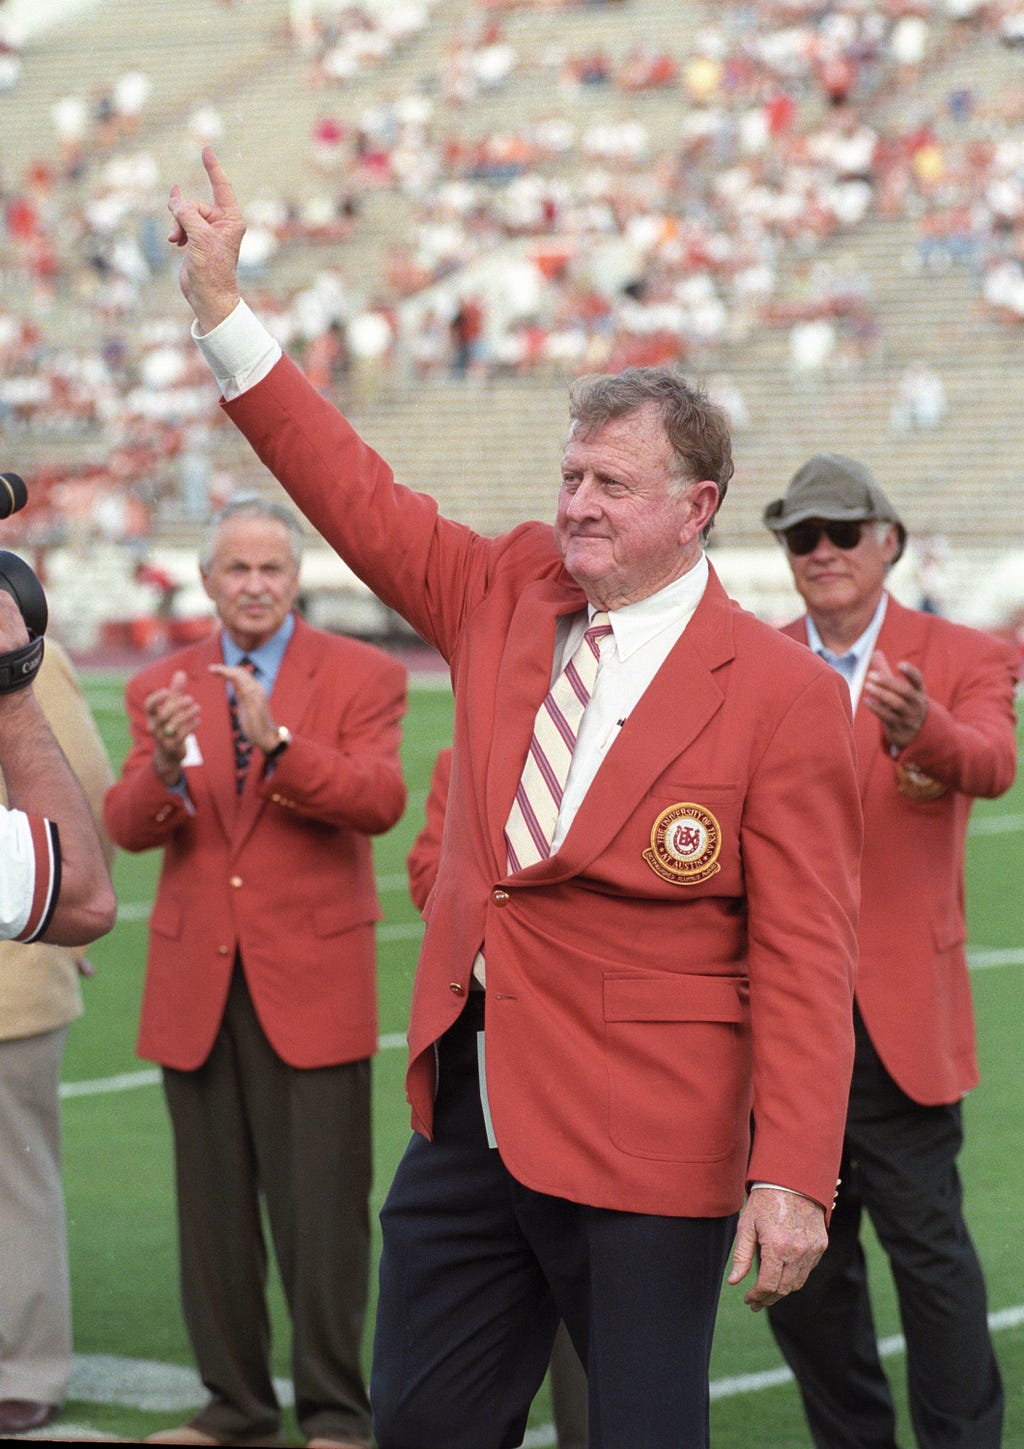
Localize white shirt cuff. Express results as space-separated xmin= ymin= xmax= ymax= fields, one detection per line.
xmin=192 ymin=299 xmax=282 ymax=400
xmin=751 ymin=1181 xmax=827 ymax=1210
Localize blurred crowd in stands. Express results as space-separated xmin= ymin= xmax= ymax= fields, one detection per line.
xmin=3 ymin=0 xmax=1024 ymax=568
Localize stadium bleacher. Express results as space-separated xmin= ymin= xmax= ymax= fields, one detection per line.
xmin=2 ymin=0 xmax=1023 ymax=644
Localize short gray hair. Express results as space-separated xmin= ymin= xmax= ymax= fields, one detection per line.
xmin=199 ymin=496 xmax=305 ymax=571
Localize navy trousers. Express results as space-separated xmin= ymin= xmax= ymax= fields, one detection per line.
xmin=371 ymin=993 xmax=736 ymax=1449
xmin=768 ymin=1013 xmax=1003 ymax=1449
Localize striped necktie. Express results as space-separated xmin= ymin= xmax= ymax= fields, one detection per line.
xmin=228 ymin=656 xmax=257 ymax=793
xmin=504 ymin=612 xmax=612 ymax=871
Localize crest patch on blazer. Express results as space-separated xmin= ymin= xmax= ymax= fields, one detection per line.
xmin=895 ymin=761 xmax=948 ymax=800
xmin=643 ymin=803 xmax=722 ymax=885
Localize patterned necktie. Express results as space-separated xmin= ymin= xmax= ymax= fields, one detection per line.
xmin=228 ymin=656 xmax=257 ymax=793
xmin=504 ymin=612 xmax=612 ymax=871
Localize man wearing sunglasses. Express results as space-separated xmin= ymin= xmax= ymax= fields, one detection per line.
xmin=763 ymin=452 xmax=1018 ymax=1449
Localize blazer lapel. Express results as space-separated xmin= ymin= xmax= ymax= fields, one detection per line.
xmin=853 ymin=594 xmax=927 ymax=796
xmin=781 ymin=611 xmax=880 ymax=796
xmin=787 ymin=593 xmax=926 ymax=798
xmin=872 ymin=595 xmax=926 ymax=673
xmin=184 ymin=634 xmax=237 ymax=841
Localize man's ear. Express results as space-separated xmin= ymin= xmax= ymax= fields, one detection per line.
xmin=683 ymin=479 xmax=721 ymax=544
xmin=881 ymin=524 xmax=900 ymax=565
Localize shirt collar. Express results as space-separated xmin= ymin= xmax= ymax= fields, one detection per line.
xmin=806 ymin=591 xmax=888 ymax=665
xmin=592 ymin=553 xmax=710 ymax=661
xmin=807 ymin=592 xmax=889 ymax=705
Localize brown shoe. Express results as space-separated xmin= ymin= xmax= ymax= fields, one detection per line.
xmin=0 ymin=1400 xmax=59 ymax=1434
xmin=145 ymin=1428 xmax=283 ymax=1447
xmin=146 ymin=1431 xmax=220 ymax=1446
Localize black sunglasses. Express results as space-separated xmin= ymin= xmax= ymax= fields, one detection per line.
xmin=782 ymin=520 xmax=866 ymax=556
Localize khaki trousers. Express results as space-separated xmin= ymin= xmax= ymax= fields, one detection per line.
xmin=0 ymin=1026 xmax=71 ymax=1405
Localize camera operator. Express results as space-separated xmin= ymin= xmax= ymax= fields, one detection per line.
xmin=0 ymin=590 xmax=116 ymax=946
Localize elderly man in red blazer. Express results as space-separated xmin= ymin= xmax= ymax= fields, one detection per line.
xmin=104 ymin=498 xmax=407 ymax=1449
xmin=165 ymin=150 xmax=863 ymax=1449
xmin=763 ymin=453 xmax=1018 ymax=1449
xmin=407 ymin=745 xmax=589 ymax=1449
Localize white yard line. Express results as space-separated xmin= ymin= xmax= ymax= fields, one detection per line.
xmin=27 ymin=1301 xmax=1024 ymax=1442
xmin=53 ymin=944 xmax=1022 ymax=1434
xmin=60 ymin=944 xmax=1021 ymax=1103
xmin=969 ymin=812 xmax=1024 ymax=835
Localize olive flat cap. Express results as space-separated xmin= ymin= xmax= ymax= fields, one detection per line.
xmin=763 ymin=452 xmax=906 ymax=561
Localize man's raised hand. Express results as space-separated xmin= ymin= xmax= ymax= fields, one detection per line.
xmin=167 ymin=146 xmax=246 ymax=333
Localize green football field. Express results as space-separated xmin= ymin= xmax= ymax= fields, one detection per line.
xmin=50 ymin=670 xmax=1023 ymax=1445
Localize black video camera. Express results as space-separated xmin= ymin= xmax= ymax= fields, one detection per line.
xmin=0 ymin=473 xmax=47 ymax=694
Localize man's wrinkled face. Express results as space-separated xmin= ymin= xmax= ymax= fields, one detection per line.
xmin=555 ymin=405 xmax=717 ymax=611
xmin=201 ymin=516 xmax=300 ymax=650
xmin=784 ymin=517 xmax=898 ymax=618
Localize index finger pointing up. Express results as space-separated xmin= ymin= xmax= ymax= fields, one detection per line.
xmin=201 ymin=145 xmax=239 ymax=211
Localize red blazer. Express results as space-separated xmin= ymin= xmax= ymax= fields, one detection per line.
xmin=224 ymin=357 xmax=862 ymax=1219
xmin=104 ymin=615 xmax=407 ymax=1070
xmin=783 ymin=597 xmax=1018 ymax=1105
xmin=407 ymin=747 xmax=452 ymax=914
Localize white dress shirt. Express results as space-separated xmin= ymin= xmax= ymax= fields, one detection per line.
xmin=551 ymin=557 xmax=709 ymax=849
xmin=193 ymin=299 xmax=281 ymax=398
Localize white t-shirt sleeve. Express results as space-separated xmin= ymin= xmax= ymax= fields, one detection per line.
xmin=0 ymin=805 xmax=60 ymax=942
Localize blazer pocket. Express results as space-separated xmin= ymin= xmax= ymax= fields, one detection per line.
xmin=648 ymin=781 xmax=739 ymax=801
xmin=149 ymin=897 xmax=184 ymax=940
xmin=603 ymin=971 xmax=750 ymax=1163
xmin=931 ymin=909 xmax=966 ymax=952
xmin=312 ymin=902 xmax=379 ymax=938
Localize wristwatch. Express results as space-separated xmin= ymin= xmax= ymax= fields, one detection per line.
xmin=263 ymin=724 xmax=292 ymax=761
